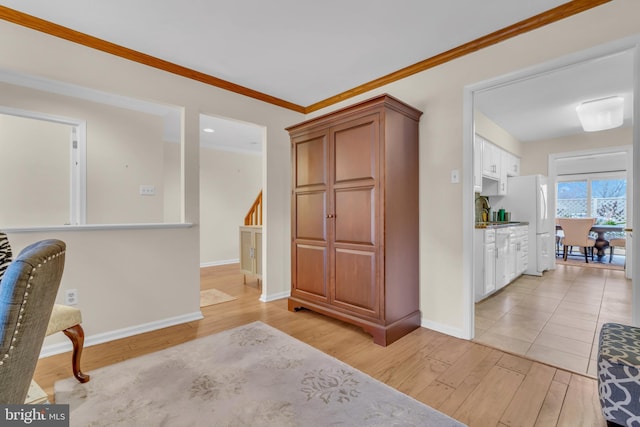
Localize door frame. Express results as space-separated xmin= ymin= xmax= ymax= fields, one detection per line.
xmin=462 ymin=36 xmax=640 ymax=339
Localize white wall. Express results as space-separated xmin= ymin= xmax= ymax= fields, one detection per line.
xmin=305 ymin=0 xmax=640 ymax=336
xmin=475 ymin=111 xmax=523 ymax=157
xmin=0 ymin=114 xmax=70 ymax=226
xmin=521 ymin=127 xmax=633 ymax=176
xmin=0 ymin=82 xmax=170 ymax=224
xmin=1 ymin=0 xmax=639 ymax=347
xmin=0 ymin=19 xmax=301 ymax=351
xmin=199 ymin=148 xmax=262 ymax=265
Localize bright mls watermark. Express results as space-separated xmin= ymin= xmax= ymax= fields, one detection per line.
xmin=1 ymin=405 xmax=69 ymax=426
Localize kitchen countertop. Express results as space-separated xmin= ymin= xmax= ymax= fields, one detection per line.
xmin=475 ymin=221 xmax=530 ymax=229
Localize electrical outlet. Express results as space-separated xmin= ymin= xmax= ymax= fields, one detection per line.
xmin=139 ymin=185 xmax=155 ymax=196
xmin=65 ymin=289 xmax=78 ymax=305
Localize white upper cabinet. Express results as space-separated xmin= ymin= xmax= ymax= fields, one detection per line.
xmin=505 ymin=152 xmax=521 ymax=177
xmin=473 ymin=136 xmax=483 ymax=193
xmin=497 ymin=150 xmax=508 ymax=195
xmin=476 ymin=134 xmax=519 ymax=196
xmin=481 ymin=138 xmax=500 ymax=180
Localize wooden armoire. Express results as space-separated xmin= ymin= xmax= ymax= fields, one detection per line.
xmin=287 ymin=94 xmax=422 ymax=346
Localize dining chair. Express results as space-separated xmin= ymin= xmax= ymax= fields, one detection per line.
xmin=557 ymin=218 xmax=596 ymax=263
xmin=609 ymin=237 xmax=626 ymax=264
xmin=555 ymin=218 xmax=564 ymax=257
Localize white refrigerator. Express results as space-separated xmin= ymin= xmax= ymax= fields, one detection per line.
xmin=500 ymin=174 xmax=552 ymax=276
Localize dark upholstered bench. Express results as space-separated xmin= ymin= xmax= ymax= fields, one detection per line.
xmin=598 ymin=322 xmax=640 ymax=426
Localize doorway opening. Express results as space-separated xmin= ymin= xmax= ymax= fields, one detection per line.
xmin=463 ymin=39 xmax=638 ymax=375
xmin=198 ymin=114 xmax=265 ymax=301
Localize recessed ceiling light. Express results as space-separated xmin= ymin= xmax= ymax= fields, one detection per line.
xmin=203 ymin=128 xmax=215 ymax=133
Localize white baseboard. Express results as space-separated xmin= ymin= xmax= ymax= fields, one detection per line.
xmin=421 ymin=318 xmax=466 ymax=340
xmin=39 ymin=311 xmax=204 ymax=358
xmin=260 ymin=290 xmax=290 ymax=303
xmin=200 ymin=258 xmax=239 ymax=268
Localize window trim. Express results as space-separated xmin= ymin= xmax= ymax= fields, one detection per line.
xmin=556 ymin=171 xmax=627 ymax=221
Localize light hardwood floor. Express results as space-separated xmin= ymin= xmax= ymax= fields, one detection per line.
xmin=475 ymin=259 xmax=631 ymax=378
xmin=34 ymin=264 xmax=608 ymax=426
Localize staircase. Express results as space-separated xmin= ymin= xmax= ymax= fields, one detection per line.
xmin=240 ymin=191 xmax=262 ymax=286
xmin=244 ymin=190 xmax=262 ymax=225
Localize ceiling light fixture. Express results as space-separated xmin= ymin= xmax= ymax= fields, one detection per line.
xmin=203 ymin=128 xmax=215 ymax=133
xmin=576 ymin=96 xmax=624 ymax=132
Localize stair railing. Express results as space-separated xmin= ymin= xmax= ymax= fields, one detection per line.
xmin=244 ymin=191 xmax=262 ymax=225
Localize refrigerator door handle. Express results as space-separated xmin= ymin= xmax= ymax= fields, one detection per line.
xmin=538 ymin=182 xmax=549 ymax=230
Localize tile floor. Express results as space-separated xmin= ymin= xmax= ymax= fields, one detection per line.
xmin=474 ymin=259 xmax=631 ymax=378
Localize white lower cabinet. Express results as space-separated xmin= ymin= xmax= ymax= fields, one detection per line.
xmin=506 ymin=229 xmax=518 ymax=284
xmin=515 ymin=226 xmax=529 ymax=276
xmin=495 ymin=228 xmax=510 ymax=289
xmin=475 ymin=224 xmax=529 ymax=302
xmin=475 ymin=229 xmax=496 ymax=302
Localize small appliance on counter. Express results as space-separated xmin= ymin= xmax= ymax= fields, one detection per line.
xmin=491 ymin=209 xmax=511 ymax=222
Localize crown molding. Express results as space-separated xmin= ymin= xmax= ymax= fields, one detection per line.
xmin=305 ymin=0 xmax=612 ymax=113
xmin=0 ymin=6 xmax=305 ymax=113
xmin=0 ymin=1 xmax=611 ymax=114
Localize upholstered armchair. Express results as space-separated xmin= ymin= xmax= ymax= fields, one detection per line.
xmin=0 ymin=232 xmax=89 ymax=385
xmin=46 ymin=304 xmax=89 ymax=383
xmin=0 ymin=239 xmax=66 ymax=404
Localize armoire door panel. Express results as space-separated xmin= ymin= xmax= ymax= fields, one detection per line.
xmin=295 ymin=135 xmax=326 ymax=188
xmin=333 ymin=117 xmax=377 ymax=183
xmin=333 ymin=248 xmax=377 ymax=315
xmin=334 ymin=187 xmax=375 ymax=245
xmin=288 ymin=94 xmax=422 ymax=346
xmin=294 ymin=244 xmax=328 ymax=299
xmin=295 ymin=192 xmax=326 ymax=241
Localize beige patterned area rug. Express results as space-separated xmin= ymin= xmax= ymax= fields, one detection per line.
xmin=54 ymin=322 xmax=465 ymax=426
xmin=200 ymin=288 xmax=237 ymax=307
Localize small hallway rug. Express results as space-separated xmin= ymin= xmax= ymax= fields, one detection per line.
xmin=555 ymin=257 xmax=624 ymax=271
xmin=54 ymin=321 xmax=465 ymax=426
xmin=200 ymin=288 xmax=237 ymax=307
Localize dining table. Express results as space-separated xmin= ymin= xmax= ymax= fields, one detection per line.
xmin=556 ymin=223 xmax=628 ymax=258
xmin=589 ymin=224 xmax=627 ymax=239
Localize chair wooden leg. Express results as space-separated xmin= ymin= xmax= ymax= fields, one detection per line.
xmin=563 ymin=245 xmax=568 ymax=261
xmin=62 ymin=324 xmax=90 ymax=383
xmin=584 ymin=246 xmax=589 ymax=263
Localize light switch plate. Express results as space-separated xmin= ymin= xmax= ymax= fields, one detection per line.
xmin=139 ymin=185 xmax=155 ymax=196
xmin=451 ymin=169 xmax=460 ymax=184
